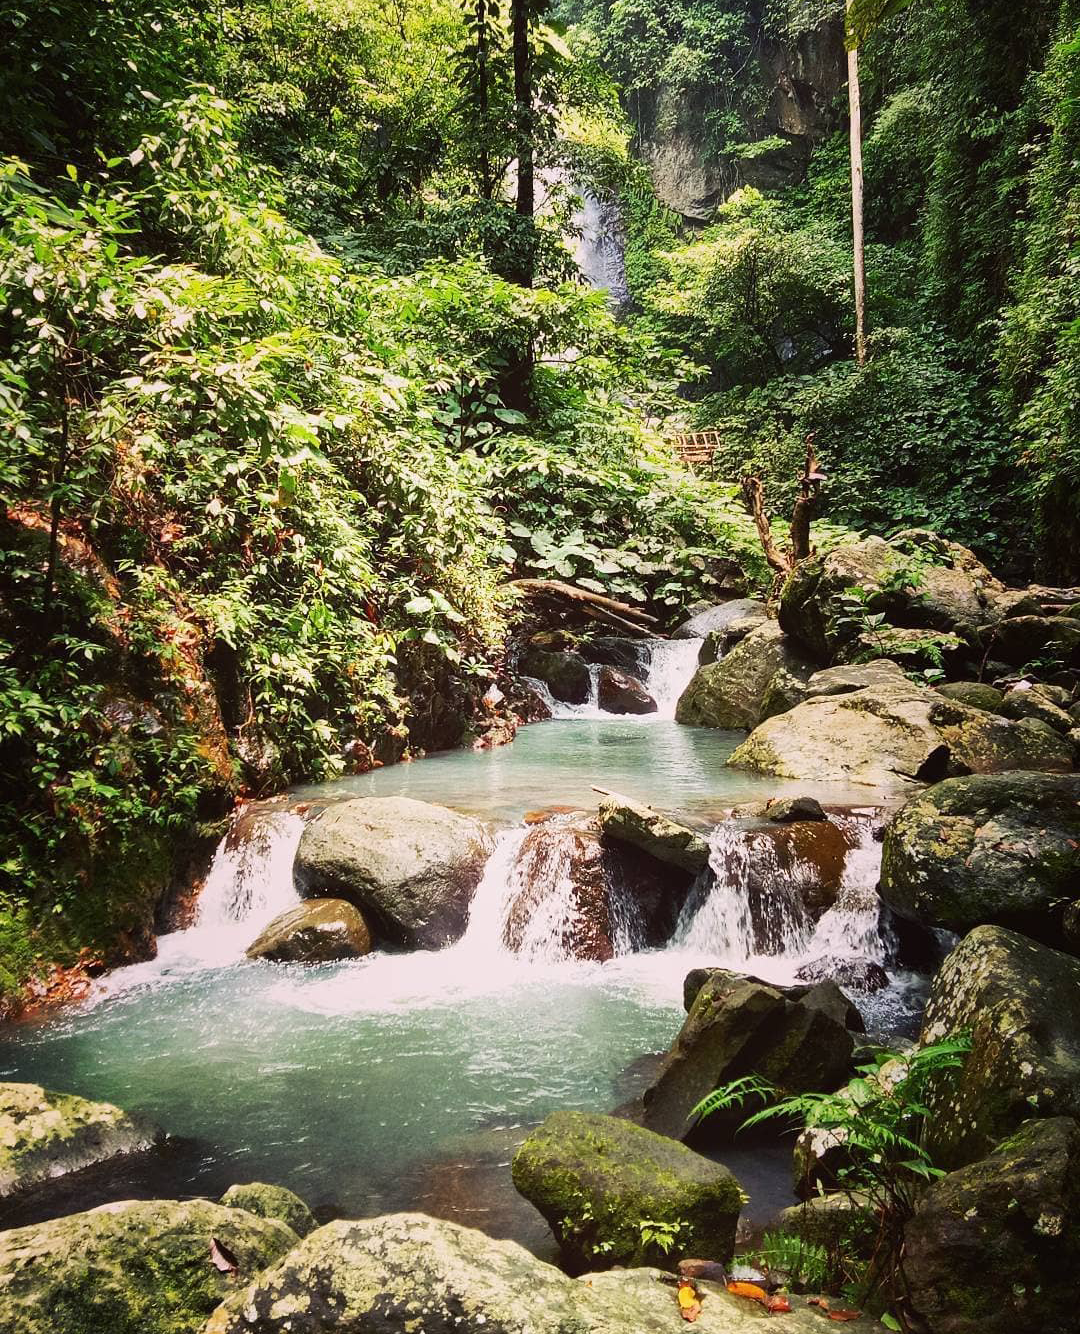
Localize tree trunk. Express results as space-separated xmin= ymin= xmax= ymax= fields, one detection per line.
xmin=512 ymin=0 xmax=534 ymax=286
xmin=847 ymin=13 xmax=868 ymax=365
xmin=475 ymin=0 xmax=493 ymax=199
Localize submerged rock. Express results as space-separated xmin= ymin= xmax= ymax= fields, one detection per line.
xmin=794 ymin=955 xmax=889 ymax=995
xmin=0 ymin=1197 xmax=297 ymax=1334
xmin=245 ymin=899 xmax=373 ymax=964
xmin=0 ymin=1081 xmax=160 ymax=1199
xmin=641 ymin=972 xmax=854 ymax=1144
xmin=729 ymin=679 xmax=1073 ymax=787
xmin=518 ymin=646 xmax=592 ymax=704
xmin=294 ymin=796 xmax=492 ymax=949
xmin=880 ymin=773 xmax=1080 ymax=947
xmin=921 ymin=926 xmax=1080 ymax=1167
xmin=905 ymin=1117 xmax=1080 ymax=1334
xmin=220 ymin=1181 xmax=318 ymax=1238
xmin=676 ymin=622 xmax=812 ymax=730
xmin=512 ymin=1110 xmax=742 ymax=1270
xmin=204 ymin=1211 xmax=887 ymax=1333
xmin=597 ymin=665 xmax=657 ymax=715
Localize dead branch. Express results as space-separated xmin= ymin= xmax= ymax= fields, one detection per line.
xmin=509 ymin=578 xmax=660 ymax=637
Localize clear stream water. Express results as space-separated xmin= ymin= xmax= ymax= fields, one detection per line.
xmin=0 ymin=641 xmax=920 ymax=1243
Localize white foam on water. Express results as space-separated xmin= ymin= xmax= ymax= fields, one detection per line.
xmin=523 ymin=636 xmax=702 ymax=722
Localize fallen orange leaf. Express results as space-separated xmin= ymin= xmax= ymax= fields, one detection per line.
xmin=677 ymin=1281 xmax=702 ymax=1323
xmin=727 ymin=1281 xmax=769 ymax=1307
xmin=827 ymin=1311 xmax=862 ymax=1322
xmin=767 ymin=1294 xmax=793 ymax=1313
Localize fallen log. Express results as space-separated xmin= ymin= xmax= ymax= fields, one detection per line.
xmin=509 ymin=578 xmax=661 ymax=637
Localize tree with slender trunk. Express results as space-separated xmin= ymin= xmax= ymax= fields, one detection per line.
xmin=844 ymin=0 xmax=919 ymax=364
xmin=847 ymin=6 xmax=868 ymax=365
xmin=511 ymin=0 xmax=536 ymax=286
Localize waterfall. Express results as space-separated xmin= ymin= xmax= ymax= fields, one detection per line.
xmin=571 ymin=189 xmax=630 ymax=308
xmin=643 ymin=638 xmax=705 ymax=717
xmin=674 ymin=822 xmax=811 ymax=963
xmin=673 ymin=816 xmax=886 ymax=982
xmin=458 ymin=818 xmax=645 ymax=965
xmin=100 ymin=806 xmax=305 ymax=988
xmin=525 ymin=637 xmax=702 ymax=721
xmin=196 ymin=808 xmax=305 ymax=930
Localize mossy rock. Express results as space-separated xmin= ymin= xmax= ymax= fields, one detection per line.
xmin=220 ymin=1182 xmax=318 ymax=1238
xmin=511 ymin=1110 xmax=743 ymax=1271
xmin=936 ymin=681 xmax=1004 ymax=712
xmin=0 ymin=1197 xmax=298 ymax=1334
xmin=675 ymin=622 xmax=811 ymax=730
xmin=0 ymin=1081 xmax=161 ymax=1199
xmin=641 ymin=975 xmax=854 ymax=1146
xmin=880 ymin=773 xmax=1080 ymax=947
xmin=245 ymin=899 xmax=373 ymax=964
xmin=905 ymin=1117 xmax=1080 ymax=1334
xmin=921 ymin=926 xmax=1080 ymax=1167
xmin=204 ymin=1211 xmax=889 ymax=1333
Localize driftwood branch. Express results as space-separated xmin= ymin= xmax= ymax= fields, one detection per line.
xmin=741 ymin=435 xmax=824 ymax=589
xmin=509 ymin=578 xmax=660 ymax=637
xmin=741 ymin=475 xmax=792 ymax=577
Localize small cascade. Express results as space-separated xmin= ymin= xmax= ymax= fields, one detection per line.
xmin=101 ymin=806 xmax=305 ymax=988
xmin=674 ymin=822 xmax=811 ymax=964
xmin=673 ymin=814 xmax=887 ymax=983
xmin=643 ymin=637 xmax=703 ymax=717
xmin=196 ymin=807 xmax=305 ymax=930
xmin=458 ymin=818 xmax=644 ymax=964
xmin=523 ymin=636 xmax=702 ymax=722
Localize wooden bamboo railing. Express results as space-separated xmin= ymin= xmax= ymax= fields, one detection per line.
xmin=668 ymin=430 xmax=724 ymax=468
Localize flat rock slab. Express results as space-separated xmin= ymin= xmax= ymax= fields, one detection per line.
xmin=0 ymin=1081 xmax=160 ymax=1199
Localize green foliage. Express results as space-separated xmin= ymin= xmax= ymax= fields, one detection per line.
xmin=690 ymin=1037 xmax=972 ymax=1309
xmin=747 ymin=1230 xmax=829 ymax=1291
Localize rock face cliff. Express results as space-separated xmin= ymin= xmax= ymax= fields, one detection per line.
xmin=635 ymin=13 xmax=847 ymax=221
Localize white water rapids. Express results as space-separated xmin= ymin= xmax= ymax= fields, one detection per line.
xmin=522 ymin=636 xmax=703 ymax=721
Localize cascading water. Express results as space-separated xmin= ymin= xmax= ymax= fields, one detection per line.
xmin=673 ymin=815 xmax=888 ymax=984
xmin=524 ymin=635 xmax=702 ymax=721
xmin=100 ymin=806 xmax=305 ymax=987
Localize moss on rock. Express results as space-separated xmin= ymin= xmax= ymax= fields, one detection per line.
xmin=511 ymin=1110 xmax=743 ymax=1270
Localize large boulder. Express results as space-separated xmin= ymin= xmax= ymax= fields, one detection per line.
xmin=983 ymin=615 xmax=1080 ymax=668
xmin=880 ymin=774 xmax=1080 ymax=947
xmin=671 ymin=598 xmax=766 ymax=641
xmin=597 ymin=794 xmax=710 ymax=876
xmin=245 ymin=899 xmax=373 ymax=964
xmin=205 ymin=1211 xmax=888 ymax=1334
xmin=518 ymin=647 xmax=592 ymax=704
xmin=294 ymin=797 xmax=492 ymax=949
xmin=729 ymin=680 xmax=1074 ymax=788
xmin=779 ymin=534 xmax=1011 ymax=663
xmin=999 ymin=683 xmax=1075 ymax=731
xmin=579 ymin=636 xmax=648 ymax=674
xmin=905 ymin=1117 xmax=1080 ymax=1334
xmin=502 ymin=814 xmax=687 ymax=961
xmin=921 ymin=926 xmax=1080 ymax=1167
xmin=597 ymin=666 xmax=657 ymax=715
xmin=511 ymin=1110 xmax=742 ymax=1270
xmin=0 ymin=1198 xmax=297 ymax=1334
xmin=220 ymin=1181 xmax=318 ymax=1238
xmin=676 ymin=622 xmax=812 ymax=729
xmin=761 ymin=658 xmax=909 ymax=720
xmin=0 ymin=1081 xmax=160 ymax=1199
xmin=641 ymin=973 xmax=854 ymax=1145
